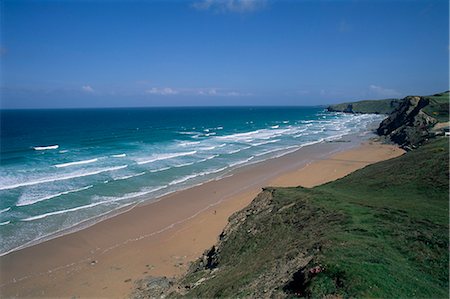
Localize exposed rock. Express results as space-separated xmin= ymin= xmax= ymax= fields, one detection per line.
xmin=377 ymin=96 xmax=438 ymax=148
xmin=192 ymin=189 xmax=274 ymax=273
xmin=335 ymin=103 xmax=354 ymax=113
xmin=430 ymin=121 xmax=450 ymax=136
xmin=131 ymin=276 xmax=173 ymax=299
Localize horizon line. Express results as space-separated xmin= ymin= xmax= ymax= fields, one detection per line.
xmin=0 ymin=104 xmax=331 ymax=111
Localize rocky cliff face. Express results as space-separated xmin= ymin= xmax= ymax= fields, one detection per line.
xmin=132 ymin=189 xmax=325 ymax=298
xmin=377 ymin=96 xmax=438 ymax=149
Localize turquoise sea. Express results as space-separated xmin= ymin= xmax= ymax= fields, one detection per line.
xmin=0 ymin=107 xmax=383 ymax=255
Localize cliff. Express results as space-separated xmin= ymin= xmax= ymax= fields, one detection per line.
xmin=132 ymin=92 xmax=449 ymax=299
xmin=327 ymin=98 xmax=402 ymax=114
xmin=329 ymin=91 xmax=449 ymax=149
xmin=377 ymin=96 xmax=436 ymax=148
xmin=376 ymin=92 xmax=449 ymax=149
xmin=133 ymin=138 xmax=449 ymax=299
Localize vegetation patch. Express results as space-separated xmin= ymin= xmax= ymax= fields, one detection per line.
xmin=164 ymin=138 xmax=448 ymax=298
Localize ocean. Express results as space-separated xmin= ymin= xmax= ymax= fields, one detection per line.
xmin=0 ymin=107 xmax=384 ymax=255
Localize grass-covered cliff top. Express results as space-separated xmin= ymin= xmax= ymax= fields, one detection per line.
xmin=422 ymin=91 xmax=449 ymax=122
xmin=328 ymin=91 xmax=449 ymax=120
xmin=327 ymin=98 xmax=402 ymax=114
xmin=171 ymin=137 xmax=449 ymax=298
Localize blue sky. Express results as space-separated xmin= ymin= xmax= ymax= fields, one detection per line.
xmin=1 ymin=0 xmax=448 ymax=108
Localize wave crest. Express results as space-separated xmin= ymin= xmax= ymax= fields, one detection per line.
xmin=33 ymin=145 xmax=59 ymax=151
xmin=54 ymin=158 xmax=98 ymax=168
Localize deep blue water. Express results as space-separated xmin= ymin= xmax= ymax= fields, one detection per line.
xmin=0 ymin=107 xmax=383 ymax=255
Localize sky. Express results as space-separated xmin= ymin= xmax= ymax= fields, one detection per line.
xmin=1 ymin=0 xmax=449 ymax=108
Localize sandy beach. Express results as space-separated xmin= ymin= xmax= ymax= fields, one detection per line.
xmin=0 ymin=138 xmax=404 ymax=298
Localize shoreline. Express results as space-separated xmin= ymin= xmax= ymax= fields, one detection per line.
xmin=0 ymin=133 xmax=404 ymax=298
xmin=0 ymin=131 xmax=358 ymax=258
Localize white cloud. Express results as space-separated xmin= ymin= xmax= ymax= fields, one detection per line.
xmin=196 ymin=88 xmax=250 ymax=96
xmin=197 ymin=88 xmax=218 ymax=95
xmin=206 ymin=88 xmax=218 ymax=95
xmin=192 ymin=0 xmax=267 ymax=13
xmin=81 ymin=85 xmax=95 ymax=93
xmin=144 ymin=86 xmax=250 ymax=97
xmin=369 ymin=85 xmax=401 ymax=97
xmin=145 ymin=87 xmax=179 ymax=95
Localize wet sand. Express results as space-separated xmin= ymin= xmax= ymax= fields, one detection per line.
xmin=0 ymin=138 xmax=404 ymax=298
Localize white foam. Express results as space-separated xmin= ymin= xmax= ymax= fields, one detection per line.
xmin=293 ymin=133 xmax=307 ymax=138
xmin=174 ymin=162 xmax=195 ymax=168
xmin=111 ymin=154 xmax=126 ymax=158
xmin=270 ymin=125 xmax=280 ymax=129
xmin=113 ymin=172 xmax=146 ymax=181
xmin=255 ymin=148 xmax=284 ymax=157
xmin=168 ymin=167 xmax=228 ymax=186
xmin=149 ymin=166 xmax=171 ymax=173
xmin=205 ymin=166 xmax=228 ymax=175
xmin=217 ymin=128 xmax=292 ymax=143
xmin=179 ymin=141 xmax=200 ymax=147
xmin=0 ymin=221 xmax=10 ymax=226
xmin=16 ymin=185 xmax=94 ymax=207
xmin=0 ymin=165 xmax=128 ymax=191
xmin=227 ymin=146 xmax=251 ymax=154
xmin=33 ymin=145 xmax=59 ymax=151
xmin=136 ymin=151 xmax=197 ymax=165
xmin=199 ymin=146 xmax=216 ymax=151
xmin=227 ymin=149 xmax=242 ymax=154
xmin=21 ymin=185 xmax=168 ymax=222
xmin=197 ymin=155 xmax=219 ymax=163
xmin=0 ymin=207 xmax=11 ymax=214
xmin=271 ymin=146 xmax=301 ymax=158
xmin=300 ymin=139 xmax=324 ymax=147
xmin=217 ymin=131 xmax=255 ymax=140
xmin=21 ymin=202 xmax=110 ymax=222
xmin=59 ymin=150 xmax=69 ymax=153
xmin=251 ymin=139 xmax=280 ymax=147
xmin=168 ymin=174 xmax=199 ymax=186
xmin=229 ymin=156 xmax=254 ymax=167
xmin=54 ymin=158 xmax=98 ymax=168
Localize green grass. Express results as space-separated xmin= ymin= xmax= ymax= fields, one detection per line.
xmin=328 ymin=98 xmax=402 ymax=114
xmin=177 ymin=138 xmax=449 ymax=298
xmin=311 ymin=137 xmax=449 ymax=297
xmin=328 ymin=91 xmax=449 ymax=123
xmin=422 ymin=91 xmax=449 ymax=123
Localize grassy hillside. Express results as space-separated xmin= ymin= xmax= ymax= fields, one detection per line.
xmin=422 ymin=91 xmax=450 ymax=123
xmin=328 ymin=91 xmax=449 ymax=121
xmin=327 ymin=98 xmax=402 ymax=114
xmin=174 ymin=138 xmax=449 ymax=298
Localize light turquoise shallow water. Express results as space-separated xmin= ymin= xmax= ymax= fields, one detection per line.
xmin=0 ymin=107 xmax=384 ymax=255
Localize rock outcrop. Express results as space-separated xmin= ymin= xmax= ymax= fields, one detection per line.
xmin=377 ymin=96 xmax=438 ymax=149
